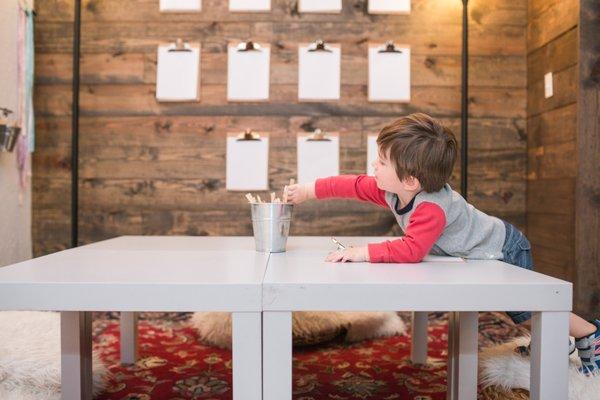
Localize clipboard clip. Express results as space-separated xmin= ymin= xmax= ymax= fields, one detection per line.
xmin=306 ymin=128 xmax=331 ymax=142
xmin=168 ymin=38 xmax=192 ymax=52
xmin=0 ymin=107 xmax=14 ymax=119
xmin=237 ymin=40 xmax=262 ymax=52
xmin=378 ymin=41 xmax=402 ymax=54
xmin=237 ymin=128 xmax=262 ymax=141
xmin=308 ymin=39 xmax=332 ymax=53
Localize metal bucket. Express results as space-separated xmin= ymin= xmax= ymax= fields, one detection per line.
xmin=251 ymin=202 xmax=293 ymax=253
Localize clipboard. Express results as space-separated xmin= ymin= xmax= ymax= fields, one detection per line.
xmin=298 ymin=0 xmax=342 ymax=13
xmin=368 ymin=0 xmax=411 ymax=14
xmin=227 ymin=41 xmax=271 ymax=101
xmin=368 ymin=41 xmax=410 ymax=102
xmin=155 ymin=39 xmax=201 ymax=102
xmin=226 ymin=129 xmax=270 ymax=191
xmin=367 ymin=134 xmax=378 ymax=176
xmin=229 ymin=0 xmax=271 ymax=12
xmin=298 ymin=40 xmax=341 ymax=101
xmin=159 ymin=0 xmax=202 ymax=12
xmin=297 ymin=130 xmax=340 ymax=184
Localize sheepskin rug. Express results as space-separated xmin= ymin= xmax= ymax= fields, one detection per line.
xmin=480 ymin=336 xmax=600 ymax=400
xmin=0 ymin=311 xmax=108 ymax=400
xmin=190 ymin=311 xmax=406 ymax=348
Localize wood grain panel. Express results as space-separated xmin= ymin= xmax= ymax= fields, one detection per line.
xmin=33 ymin=0 xmax=527 ymax=256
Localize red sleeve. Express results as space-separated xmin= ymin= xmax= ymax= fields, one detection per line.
xmin=314 ymin=175 xmax=388 ymax=208
xmin=367 ymin=202 xmax=446 ymax=263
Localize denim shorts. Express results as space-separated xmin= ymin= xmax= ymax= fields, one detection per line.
xmin=500 ymin=220 xmax=534 ymax=324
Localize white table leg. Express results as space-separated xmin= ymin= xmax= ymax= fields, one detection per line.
xmin=232 ymin=312 xmax=262 ymax=400
xmin=446 ymin=311 xmax=459 ymax=400
xmin=457 ymin=312 xmax=478 ymax=400
xmin=446 ymin=311 xmax=478 ymax=400
xmin=263 ymin=311 xmax=292 ymax=400
xmin=120 ymin=312 xmax=138 ymax=364
xmin=530 ymin=311 xmax=569 ymax=400
xmin=61 ymin=311 xmax=93 ymax=400
xmin=411 ymin=312 xmax=429 ymax=364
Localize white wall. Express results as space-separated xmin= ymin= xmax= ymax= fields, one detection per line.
xmin=0 ymin=0 xmax=32 ymax=267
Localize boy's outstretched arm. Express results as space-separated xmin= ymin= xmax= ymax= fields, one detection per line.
xmin=368 ymin=203 xmax=446 ymax=263
xmin=326 ymin=202 xmax=446 ymax=263
xmin=287 ymin=175 xmax=388 ymax=207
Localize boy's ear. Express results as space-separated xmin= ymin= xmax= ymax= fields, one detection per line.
xmin=403 ymin=175 xmax=421 ymax=191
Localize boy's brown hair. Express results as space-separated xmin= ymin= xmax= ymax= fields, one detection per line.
xmin=377 ymin=113 xmax=457 ymax=192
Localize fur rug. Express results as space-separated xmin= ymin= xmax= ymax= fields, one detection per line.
xmin=480 ymin=336 xmax=600 ymax=400
xmin=0 ymin=312 xmax=108 ymax=400
xmin=190 ymin=311 xmax=406 ymax=348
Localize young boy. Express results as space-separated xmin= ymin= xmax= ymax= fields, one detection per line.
xmin=287 ymin=113 xmax=600 ymax=374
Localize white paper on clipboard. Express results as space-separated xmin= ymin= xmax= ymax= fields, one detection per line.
xmin=229 ymin=0 xmax=271 ymax=11
xmin=298 ymin=43 xmax=341 ymax=101
xmin=368 ymin=0 xmax=411 ymax=14
xmin=227 ymin=42 xmax=270 ymax=101
xmin=226 ymin=133 xmax=270 ymax=191
xmin=368 ymin=43 xmax=410 ymax=102
xmin=159 ymin=0 xmax=201 ymax=12
xmin=298 ymin=0 xmax=342 ymax=13
xmin=367 ymin=134 xmax=379 ymax=176
xmin=297 ymin=132 xmax=340 ymax=184
xmin=155 ymin=42 xmax=201 ymax=101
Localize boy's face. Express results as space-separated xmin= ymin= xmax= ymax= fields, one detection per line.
xmin=372 ymin=148 xmax=421 ymax=194
xmin=372 ymin=149 xmax=404 ymax=193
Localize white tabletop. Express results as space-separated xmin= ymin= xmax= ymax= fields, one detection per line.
xmin=263 ymin=237 xmax=572 ymax=312
xmin=79 ymin=235 xmax=257 ymax=252
xmin=0 ymin=237 xmax=268 ymax=312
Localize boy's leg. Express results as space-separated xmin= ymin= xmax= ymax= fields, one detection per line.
xmin=574 ymin=317 xmax=600 ymax=374
xmin=570 ymin=313 xmax=597 ymax=337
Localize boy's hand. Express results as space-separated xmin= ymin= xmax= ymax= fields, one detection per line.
xmin=325 ymin=246 xmax=370 ymax=263
xmin=286 ymin=183 xmax=315 ymax=204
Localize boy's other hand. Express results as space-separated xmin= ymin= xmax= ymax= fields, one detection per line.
xmin=325 ymin=246 xmax=370 ymax=263
xmin=286 ymin=183 xmax=315 ymax=204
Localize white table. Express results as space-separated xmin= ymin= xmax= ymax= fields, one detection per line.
xmin=263 ymin=237 xmax=573 ymax=400
xmin=0 ymin=236 xmax=265 ymax=400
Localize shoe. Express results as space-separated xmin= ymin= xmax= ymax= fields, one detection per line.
xmin=575 ymin=319 xmax=600 ymax=375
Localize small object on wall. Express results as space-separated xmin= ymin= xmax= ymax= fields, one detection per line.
xmin=368 ymin=0 xmax=411 ymax=14
xmin=229 ymin=0 xmax=271 ymax=12
xmin=0 ymin=108 xmax=20 ymax=153
xmin=367 ymin=134 xmax=378 ymax=176
xmin=227 ymin=41 xmax=271 ymax=101
xmin=226 ymin=129 xmax=270 ymax=191
xmin=298 ymin=0 xmax=342 ymax=13
xmin=298 ymin=40 xmax=341 ymax=101
xmin=297 ymin=129 xmax=340 ymax=184
xmin=0 ymin=125 xmax=21 ymax=153
xmin=368 ymin=41 xmax=410 ymax=102
xmin=156 ymin=39 xmax=201 ymax=101
xmin=544 ymin=72 xmax=554 ymax=99
xmin=159 ymin=0 xmax=202 ymax=12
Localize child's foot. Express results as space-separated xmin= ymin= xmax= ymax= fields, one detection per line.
xmin=575 ymin=319 xmax=600 ymax=375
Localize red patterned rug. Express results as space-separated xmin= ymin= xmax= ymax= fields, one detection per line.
xmin=93 ymin=312 xmax=527 ymax=400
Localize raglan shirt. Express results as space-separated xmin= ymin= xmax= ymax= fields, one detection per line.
xmin=315 ymin=175 xmax=506 ymax=263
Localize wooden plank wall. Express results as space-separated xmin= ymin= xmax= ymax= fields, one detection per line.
xmin=526 ymin=0 xmax=579 ymax=282
xmin=33 ymin=0 xmax=527 ymax=256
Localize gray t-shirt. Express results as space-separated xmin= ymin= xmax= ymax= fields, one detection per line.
xmin=385 ymin=184 xmax=506 ymax=259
